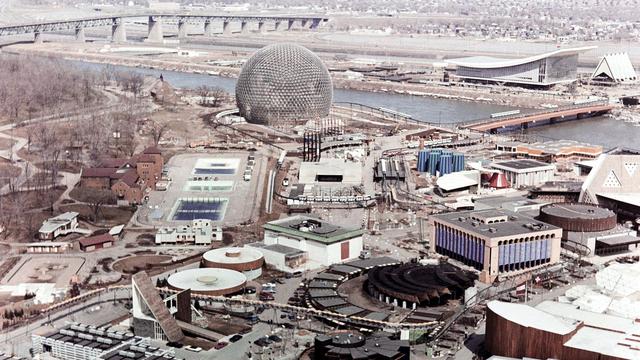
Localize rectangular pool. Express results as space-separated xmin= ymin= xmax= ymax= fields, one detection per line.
xmin=170 ymin=197 xmax=228 ymax=221
xmin=184 ymin=180 xmax=234 ymax=192
xmin=192 ymin=158 xmax=240 ymax=176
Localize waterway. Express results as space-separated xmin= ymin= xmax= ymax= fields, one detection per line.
xmin=71 ymin=60 xmax=635 ymax=149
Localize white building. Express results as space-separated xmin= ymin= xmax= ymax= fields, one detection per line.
xmin=490 ymin=159 xmax=555 ymax=188
xmin=155 ymin=219 xmax=222 ymax=245
xmin=38 ymin=212 xmax=79 ymax=240
xmin=592 ymin=53 xmax=637 ymax=83
xmin=262 ymin=216 xmax=364 ymax=267
xmin=32 ymin=322 xmax=179 ymax=360
xmin=247 ymin=243 xmax=308 ymax=272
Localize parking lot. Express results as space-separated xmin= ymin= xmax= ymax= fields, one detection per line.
xmin=141 ymin=151 xmax=267 ymax=227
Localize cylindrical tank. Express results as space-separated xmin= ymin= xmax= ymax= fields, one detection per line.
xmin=417 ymin=150 xmax=430 ymax=172
xmin=539 ymin=204 xmax=617 ymax=232
xmin=428 ymin=152 xmax=440 ymax=175
xmin=452 ymin=153 xmax=465 ymax=172
xmin=439 ymin=154 xmax=453 ymax=175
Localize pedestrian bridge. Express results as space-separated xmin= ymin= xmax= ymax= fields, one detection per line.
xmin=0 ymin=13 xmax=329 ymax=43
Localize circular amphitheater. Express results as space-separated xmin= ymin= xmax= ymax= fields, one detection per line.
xmin=366 ymin=263 xmax=477 ymax=308
xmin=538 ymin=203 xmax=616 ymax=232
xmin=202 ymin=247 xmax=264 ymax=280
xmin=167 ymin=268 xmax=247 ymax=296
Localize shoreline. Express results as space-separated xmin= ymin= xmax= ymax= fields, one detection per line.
xmin=2 ymin=44 xmax=572 ymax=109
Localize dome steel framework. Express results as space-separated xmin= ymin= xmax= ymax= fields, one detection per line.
xmin=235 ymin=43 xmax=333 ymax=127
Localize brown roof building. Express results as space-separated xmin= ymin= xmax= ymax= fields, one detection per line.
xmin=80 ymin=147 xmax=163 ymax=205
xmin=79 ymin=233 xmax=114 ymax=252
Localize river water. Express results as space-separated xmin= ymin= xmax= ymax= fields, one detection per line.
xmin=72 ymin=60 xmax=634 ymax=149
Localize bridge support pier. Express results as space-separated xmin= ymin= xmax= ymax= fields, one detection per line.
xmin=203 ymin=20 xmax=213 ymax=36
xmin=521 ymin=122 xmax=529 ymax=130
xmin=310 ymin=18 xmax=321 ymax=30
xmin=301 ymin=19 xmax=311 ymax=29
xmin=274 ymin=21 xmax=283 ymax=31
xmin=178 ymin=20 xmax=188 ymax=39
xmin=258 ymin=21 xmax=265 ymax=34
xmin=33 ymin=31 xmax=43 ymax=44
xmin=147 ymin=16 xmax=163 ymax=43
xmin=288 ymin=19 xmax=295 ymax=31
xmin=75 ymin=27 xmax=85 ymax=42
xmin=240 ymin=21 xmax=249 ymax=34
xmin=222 ymin=21 xmax=231 ymax=35
xmin=111 ymin=20 xmax=126 ymax=43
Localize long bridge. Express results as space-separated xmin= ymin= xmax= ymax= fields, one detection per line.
xmin=0 ymin=13 xmax=329 ymax=43
xmin=458 ymin=101 xmax=614 ymax=133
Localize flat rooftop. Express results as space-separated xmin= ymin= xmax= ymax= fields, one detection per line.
xmin=491 ymin=159 xmax=555 ymax=172
xmin=432 ymin=209 xmax=560 ymax=238
xmin=264 ymin=215 xmax=364 ymax=244
xmin=541 ymin=203 xmax=615 ymax=220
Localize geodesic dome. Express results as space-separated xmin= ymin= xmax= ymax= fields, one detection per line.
xmin=235 ymin=43 xmax=333 ymax=126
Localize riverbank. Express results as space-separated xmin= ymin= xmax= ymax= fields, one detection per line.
xmin=3 ymin=43 xmax=571 ymax=109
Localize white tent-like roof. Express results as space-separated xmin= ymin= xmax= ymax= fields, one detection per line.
xmin=592 ymin=53 xmax=637 ymax=82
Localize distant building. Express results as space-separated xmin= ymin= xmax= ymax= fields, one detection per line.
xmin=131 ymin=272 xmax=185 ymax=342
xmin=79 ymin=233 xmax=114 ymax=252
xmin=490 ymin=159 xmax=555 ymax=188
xmin=497 ymin=140 xmax=603 ymax=163
xmin=529 ymin=181 xmax=583 ymax=203
xmin=539 ymin=203 xmax=640 ymax=256
xmin=580 ymin=154 xmax=640 ymax=219
xmin=80 ymin=147 xmax=163 ymax=205
xmin=25 ymin=242 xmax=70 ymax=253
xmin=592 ymin=53 xmax=637 ymax=83
xmin=314 ymin=331 xmax=410 ymax=360
xmin=38 ymin=212 xmax=79 ymax=240
xmin=485 ymin=300 xmax=640 ymax=360
xmin=155 ymin=219 xmax=222 ymax=245
xmin=32 ymin=322 xmax=181 ymax=360
xmin=262 ymin=215 xmax=364 ymax=268
xmin=247 ymin=242 xmax=308 ymax=272
xmin=448 ymin=47 xmax=595 ymax=87
xmin=429 ymin=209 xmax=562 ymax=283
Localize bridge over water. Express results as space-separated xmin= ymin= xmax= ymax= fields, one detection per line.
xmin=458 ymin=101 xmax=615 ymax=133
xmin=0 ymin=13 xmax=329 ymax=43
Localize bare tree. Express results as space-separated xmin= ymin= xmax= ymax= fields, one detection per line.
xmin=77 ymin=188 xmax=116 ymax=222
xmin=150 ymin=121 xmax=169 ymax=145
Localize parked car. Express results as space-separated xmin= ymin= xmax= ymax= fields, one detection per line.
xmin=268 ymin=335 xmax=282 ymax=343
xmin=244 ymin=286 xmax=256 ymax=294
xmin=275 ymin=278 xmax=286 ymax=284
xmin=259 ymin=292 xmax=274 ymax=301
xmin=214 ymin=342 xmax=228 ymax=350
xmin=229 ymin=334 xmax=243 ymax=343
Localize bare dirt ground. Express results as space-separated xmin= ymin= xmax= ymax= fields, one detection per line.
xmin=4 ymin=256 xmax=85 ymax=287
xmin=59 ymin=203 xmax=135 ymax=226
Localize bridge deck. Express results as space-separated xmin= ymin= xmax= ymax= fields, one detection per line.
xmin=461 ymin=102 xmax=614 ymax=132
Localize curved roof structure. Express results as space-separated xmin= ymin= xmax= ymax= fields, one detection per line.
xmin=203 ymin=247 xmax=263 ymax=266
xmin=448 ymin=46 xmax=596 ymax=69
xmin=487 ymin=300 xmax=578 ymax=335
xmin=167 ymin=268 xmax=247 ymax=296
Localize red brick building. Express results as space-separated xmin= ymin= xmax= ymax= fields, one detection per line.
xmin=79 ymin=233 xmax=114 ymax=252
xmin=80 ymin=146 xmax=163 ymax=205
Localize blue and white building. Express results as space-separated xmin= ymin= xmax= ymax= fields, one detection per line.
xmin=429 ymin=209 xmax=562 ymax=283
